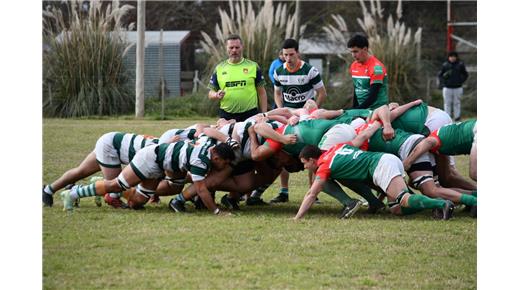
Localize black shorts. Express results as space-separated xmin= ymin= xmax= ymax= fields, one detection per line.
xmin=219 ymin=108 xmax=258 ymax=122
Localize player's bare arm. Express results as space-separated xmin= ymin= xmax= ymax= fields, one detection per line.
xmin=294 ymin=176 xmax=326 ymax=220
xmin=402 ymin=137 xmax=439 ymax=171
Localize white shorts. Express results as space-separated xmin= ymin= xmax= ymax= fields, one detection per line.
xmin=398 ymin=134 xmax=433 ymax=165
xmin=95 ymin=132 xmax=120 ymax=168
xmin=350 ymin=118 xmax=367 ymax=129
xmin=128 ymin=145 xmax=165 ymax=180
xmin=372 ymin=154 xmax=405 ymax=192
xmin=318 ymin=124 xmax=357 ymax=151
xmin=425 ymin=109 xmax=452 ymax=132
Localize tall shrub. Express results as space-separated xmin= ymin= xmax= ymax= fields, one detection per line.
xmin=200 ymin=0 xmax=305 ymax=79
xmin=323 ymin=0 xmax=423 ymax=103
xmin=43 ymin=0 xmax=135 ymax=117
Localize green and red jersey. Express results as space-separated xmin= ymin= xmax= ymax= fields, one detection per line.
xmin=429 ymin=119 xmax=476 ymax=155
xmin=315 ymin=142 xmax=383 ymax=181
xmin=350 ymin=55 xmax=388 ymax=110
xmin=264 ymin=119 xmax=341 ymax=156
xmin=391 ymin=102 xmax=430 ymax=136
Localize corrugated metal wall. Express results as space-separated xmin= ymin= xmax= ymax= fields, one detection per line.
xmin=123 ymin=43 xmax=181 ymax=98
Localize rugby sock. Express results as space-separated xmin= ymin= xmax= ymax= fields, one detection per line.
xmin=322 ymin=180 xmax=353 ymax=205
xmin=279 ymin=187 xmax=289 ymax=197
xmin=400 ymin=207 xmax=423 ymax=215
xmin=72 ymin=181 xmax=105 ymax=199
xmin=74 ymin=183 xmax=98 ymax=199
xmin=460 ymin=194 xmax=477 ymax=206
xmin=44 ymin=185 xmax=55 ymax=195
xmin=406 ymin=194 xmax=446 ymax=210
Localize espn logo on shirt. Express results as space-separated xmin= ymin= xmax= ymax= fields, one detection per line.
xmin=225 ymin=80 xmax=247 ymax=87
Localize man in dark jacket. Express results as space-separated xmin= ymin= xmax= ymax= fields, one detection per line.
xmin=438 ymin=51 xmax=468 ymax=121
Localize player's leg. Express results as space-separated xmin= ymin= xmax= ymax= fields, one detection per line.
xmin=374 ymin=154 xmax=454 ymax=219
xmin=126 ymin=179 xmax=161 ymax=209
xmin=435 ymin=154 xmax=476 ymax=190
xmin=410 ymin=170 xmax=476 ymax=208
xmin=43 ymin=151 xmax=100 ymax=206
xmin=340 ymin=180 xmax=386 ymax=213
xmin=271 ymin=168 xmax=289 ymax=203
xmin=61 ymin=164 xmax=141 ymax=211
xmin=98 ymin=165 xmax=126 ymax=208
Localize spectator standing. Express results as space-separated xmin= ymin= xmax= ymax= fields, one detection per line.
xmin=208 ymin=35 xmax=268 ymax=122
xmin=438 ymin=51 xmax=468 ymax=121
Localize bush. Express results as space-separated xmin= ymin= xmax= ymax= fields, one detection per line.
xmin=144 ymin=92 xmax=220 ymax=119
xmin=42 ymin=0 xmax=135 ymax=117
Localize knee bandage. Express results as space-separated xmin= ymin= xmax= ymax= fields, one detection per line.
xmin=165 ymin=176 xmax=186 ymax=188
xmin=411 ymin=175 xmax=434 ymax=188
xmin=117 ymin=175 xmax=131 ymax=191
xmin=136 ymin=184 xmax=155 ymax=199
xmin=388 ymin=189 xmax=411 ymax=209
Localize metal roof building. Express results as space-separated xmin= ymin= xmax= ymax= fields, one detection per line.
xmin=123 ymin=30 xmax=190 ymax=98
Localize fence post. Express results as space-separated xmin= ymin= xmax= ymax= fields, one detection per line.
xmin=159 ymin=29 xmax=165 ymax=120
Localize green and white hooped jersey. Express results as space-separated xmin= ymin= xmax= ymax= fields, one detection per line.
xmin=158 ymin=125 xmax=198 ymax=144
xmin=95 ymin=132 xmax=159 ymax=168
xmin=156 ymin=138 xmax=216 ymax=182
xmin=234 ymin=119 xmax=282 ymax=159
xmin=274 ymin=61 xmax=324 ymax=108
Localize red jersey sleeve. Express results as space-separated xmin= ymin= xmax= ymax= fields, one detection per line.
xmin=263 ymin=125 xmax=286 ymax=152
xmin=315 ymin=158 xmax=331 ymax=180
xmin=264 ymin=138 xmax=282 ymax=152
xmin=428 ymin=129 xmax=442 ymax=154
xmin=369 ymin=57 xmax=386 ymax=85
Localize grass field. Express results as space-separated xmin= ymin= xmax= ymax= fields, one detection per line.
xmin=43 ymin=118 xmax=476 ymax=290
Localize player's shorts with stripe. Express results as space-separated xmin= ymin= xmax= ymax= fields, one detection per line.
xmin=372 ymin=154 xmax=405 ymax=192
xmin=128 ymin=145 xmax=165 ymax=180
xmin=95 ymin=132 xmax=121 ymax=168
xmin=425 ymin=108 xmax=452 ymax=133
xmin=398 ymin=134 xmax=434 ymax=171
xmin=425 ymin=109 xmax=456 ymax=166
